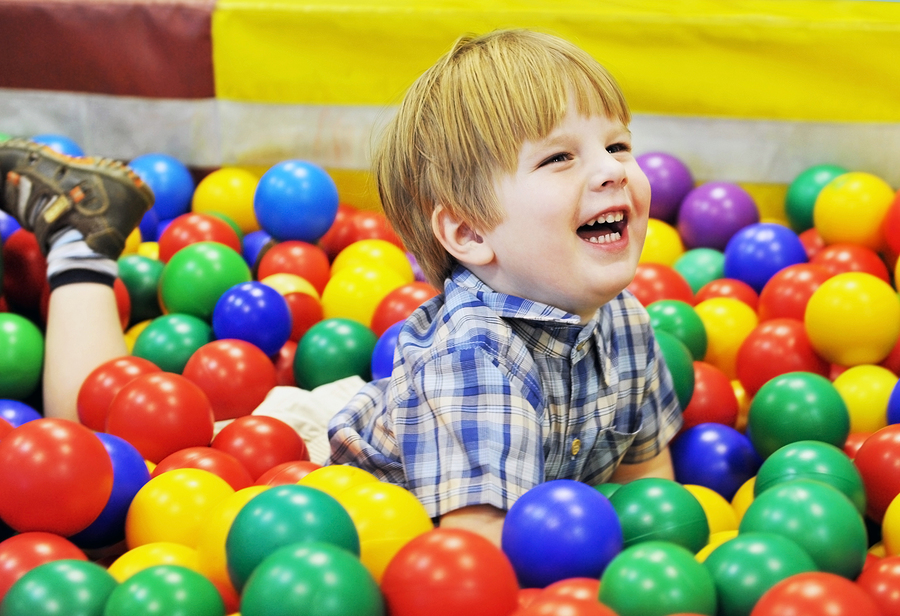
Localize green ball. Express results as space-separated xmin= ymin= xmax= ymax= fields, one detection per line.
xmin=1 ymin=559 xmax=117 ymax=616
xmin=747 ymin=372 xmax=849 ymax=459
xmin=647 ymin=299 xmax=708 ymax=361
xmin=702 ymin=532 xmax=817 ymax=616
xmin=599 ymin=541 xmax=717 ymax=616
xmin=294 ymin=318 xmax=376 ymax=389
xmin=132 ymin=313 xmax=212 ymax=373
xmin=118 ymin=254 xmax=164 ymax=325
xmin=226 ymin=484 xmax=360 ymax=591
xmin=654 ymin=329 xmax=695 ymax=410
xmin=595 ymin=482 xmax=622 ymax=499
xmin=608 ymin=478 xmax=709 ymax=553
xmin=739 ymin=478 xmax=867 ymax=579
xmin=102 ymin=565 xmax=224 ymax=616
xmin=158 ymin=241 xmax=251 ymax=320
xmin=0 ymin=312 xmax=44 ymax=400
xmin=755 ymin=440 xmax=866 ymax=514
xmin=206 ymin=211 xmax=244 ymax=241
xmin=784 ymin=164 xmax=848 ymax=232
xmin=241 ymin=541 xmax=384 ymax=616
xmin=673 ymin=248 xmax=725 ymax=294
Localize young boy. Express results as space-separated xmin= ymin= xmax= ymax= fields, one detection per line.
xmin=328 ymin=29 xmax=683 ymax=545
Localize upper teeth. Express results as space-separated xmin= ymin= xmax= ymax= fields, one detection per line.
xmin=584 ymin=211 xmax=625 ymax=226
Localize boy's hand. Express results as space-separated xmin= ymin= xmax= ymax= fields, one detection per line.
xmin=610 ymin=446 xmax=675 ymax=483
xmin=439 ymin=504 xmax=506 ymax=548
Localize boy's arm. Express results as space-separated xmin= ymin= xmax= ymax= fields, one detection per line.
xmin=610 ymin=446 xmax=675 ymax=483
xmin=439 ymin=504 xmax=506 ymax=548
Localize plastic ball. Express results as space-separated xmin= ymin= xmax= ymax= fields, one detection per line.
xmin=0 ymin=312 xmax=44 ymax=400
xmin=501 ymin=479 xmax=623 ymax=588
xmin=519 ymin=598 xmax=617 ymax=615
xmin=805 ymin=272 xmax=900 ymax=366
xmin=694 ymin=297 xmax=758 ymax=379
xmin=703 ymin=533 xmax=817 ymax=616
xmin=241 ymin=228 xmax=271 ymax=267
xmin=1 ymin=228 xmax=48 ymax=313
xmin=371 ymin=320 xmax=403 ymax=380
xmin=757 ymin=263 xmax=832 ymax=322
xmin=158 ymin=241 xmax=252 ymax=321
xmin=129 ymin=153 xmax=195 ymax=221
xmin=31 ymin=133 xmax=84 ymax=156
xmin=0 ymin=399 xmax=41 ymax=427
xmin=152 ymin=447 xmax=253 ymax=491
xmin=739 ymin=479 xmax=867 ymax=578
xmin=333 ymin=238 xmax=414 ymax=282
xmin=647 ymin=299 xmax=708 ymax=361
xmin=0 ymin=533 xmax=87 ymax=602
xmin=678 ymin=182 xmax=759 ymax=251
xmin=0 ymin=559 xmax=117 ymax=616
xmin=157 ymin=212 xmax=241 ymax=263
xmin=211 ymin=415 xmax=309 ymax=481
xmin=654 ymin=329 xmax=696 ymax=410
xmin=211 ymin=281 xmax=292 ymax=357
xmin=683 ymin=484 xmax=739 ymax=534
xmin=240 ymin=541 xmax=383 ymax=616
xmin=885 ymin=191 xmax=900 ymax=256
xmin=293 ymin=318 xmax=377 ymax=389
xmin=254 ymin=159 xmax=338 ymax=243
xmin=723 ymin=223 xmax=808 ymax=294
xmin=0 ymin=419 xmax=113 ymax=536
xmin=255 ymin=460 xmax=321 ymax=486
xmin=673 ymin=248 xmax=725 ymax=294
xmin=640 ymin=218 xmax=685 ymax=266
xmin=854 ymin=424 xmax=900 ymax=522
xmin=76 ymin=356 xmax=161 ymax=431
xmin=370 ymin=281 xmax=440 ymax=337
xmin=322 ymin=265 xmax=407 ymax=327
xmin=297 ymin=464 xmax=379 ymax=499
xmin=0 ymin=209 xmax=21 ymax=243
xmin=750 ymin=571 xmax=881 ymax=616
xmin=225 ymin=484 xmax=359 ymax=590
xmin=890 ymin=379 xmax=900 ymax=424
xmin=192 ymin=167 xmax=260 ymax=235
xmin=598 ymin=541 xmax=717 ymax=616
xmin=636 ymin=151 xmax=695 ymax=223
xmin=381 ymin=528 xmax=519 ymax=616
xmin=736 ymin=318 xmax=829 ymax=397
xmin=731 ymin=476 xmax=756 ymax=522
xmin=833 ymin=364 xmax=897 ymax=435
xmin=814 ymin=171 xmax=895 ymax=250
xmin=810 ymin=242 xmax=891 ymax=283
xmin=317 ymin=203 xmax=360 ymax=259
xmin=256 ymin=240 xmax=331 ymax=295
xmin=118 ymin=254 xmax=164 ymax=325
xmin=106 ymin=542 xmax=200 ymax=582
xmin=671 ymin=423 xmax=761 ymax=501
xmin=608 ymin=477 xmax=709 ymax=553
xmin=784 ymin=164 xmax=848 ymax=233
xmin=856 ymin=555 xmax=900 ymax=615
xmin=681 ymin=361 xmax=739 ymax=431
xmin=105 ymin=372 xmax=215 ymax=464
xmin=627 ymin=262 xmax=694 ymax=306
xmin=132 ymin=313 xmax=213 ymax=374
xmin=747 ymin=372 xmax=849 ymax=459
xmin=754 ymin=440 xmax=865 ymax=514
xmin=103 ymin=565 xmax=224 ymax=616
xmin=695 ymin=529 xmax=739 ymax=563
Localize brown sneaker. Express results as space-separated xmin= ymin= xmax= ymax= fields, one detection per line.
xmin=0 ymin=139 xmax=154 ymax=257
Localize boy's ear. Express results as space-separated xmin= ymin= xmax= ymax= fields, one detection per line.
xmin=431 ymin=204 xmax=494 ymax=267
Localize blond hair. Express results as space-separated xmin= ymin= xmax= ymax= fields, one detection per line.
xmin=373 ymin=29 xmax=631 ymax=287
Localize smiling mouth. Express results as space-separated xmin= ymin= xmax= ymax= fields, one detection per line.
xmin=577 ymin=211 xmax=627 ymax=244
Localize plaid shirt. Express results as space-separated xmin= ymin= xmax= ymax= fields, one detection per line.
xmin=328 ymin=266 xmax=683 ymax=518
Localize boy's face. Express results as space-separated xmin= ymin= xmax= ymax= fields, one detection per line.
xmin=478 ymin=101 xmax=650 ymax=321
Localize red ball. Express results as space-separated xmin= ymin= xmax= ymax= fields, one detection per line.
xmin=157 ymin=212 xmax=242 ymax=263
xmin=844 ymin=432 xmax=871 ymax=458
xmin=750 ymin=572 xmax=881 ymax=616
xmin=284 ymin=291 xmax=323 ymax=342
xmin=1 ymin=228 xmax=48 ymax=313
xmin=627 ymin=263 xmax=694 ymax=306
xmin=884 ymin=191 xmax=900 ymax=256
xmin=182 ymin=339 xmax=278 ymax=421
xmin=0 ymin=419 xmax=113 ymax=536
xmin=695 ymin=278 xmax=759 ymax=312
xmin=105 ymin=372 xmax=215 ymax=464
xmin=254 ymin=460 xmax=321 ymax=486
xmin=798 ymin=228 xmax=826 ymax=260
xmin=757 ymin=263 xmax=832 ymax=322
xmin=811 ymin=243 xmax=891 ymax=283
xmin=211 ymin=415 xmax=308 ymax=481
xmin=151 ymin=446 xmax=253 ymax=490
xmin=680 ymin=361 xmax=739 ymax=432
xmin=736 ymin=318 xmax=830 ymax=397
xmin=113 ymin=277 xmax=131 ymax=330
xmin=857 ymin=555 xmax=900 ymax=615
xmin=77 ymin=356 xmax=162 ymax=431
xmin=538 ymin=577 xmax=601 ymax=603
xmin=273 ymin=340 xmax=298 ymax=387
xmin=0 ymin=418 xmax=12 ymax=440
xmin=345 ymin=210 xmax=404 ymax=250
xmin=370 ymin=282 xmax=440 ymax=337
xmin=0 ymin=532 xmax=87 ymax=602
xmin=256 ymin=240 xmax=331 ymax=295
xmin=381 ymin=528 xmax=520 ymax=616
xmin=879 ymin=335 xmax=900 ymax=377
xmin=518 ymin=588 xmax=543 ymax=609
xmin=317 ymin=203 xmax=360 ymax=260
xmin=517 ymin=598 xmax=617 ymax=616
xmin=854 ymin=424 xmax=900 ymax=523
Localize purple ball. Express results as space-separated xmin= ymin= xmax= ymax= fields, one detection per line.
xmin=677 ymin=182 xmax=760 ymax=251
xmin=637 ymin=152 xmax=695 ymax=223
xmin=723 ymin=223 xmax=809 ymax=293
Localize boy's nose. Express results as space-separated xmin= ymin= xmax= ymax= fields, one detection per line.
xmin=588 ymin=154 xmax=628 ymax=191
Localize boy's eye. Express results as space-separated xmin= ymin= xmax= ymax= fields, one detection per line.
xmin=606 ymin=142 xmax=631 ymax=154
xmin=540 ymin=152 xmax=571 ymax=166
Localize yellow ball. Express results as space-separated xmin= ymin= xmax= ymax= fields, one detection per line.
xmin=640 ymin=218 xmax=685 ymax=266
xmin=337 ymin=481 xmax=434 ymax=582
xmin=123 ymin=227 xmax=142 ymax=255
xmin=107 ymin=542 xmax=201 ymax=582
xmin=833 ymin=365 xmax=898 ymax=435
xmin=321 ymin=265 xmax=407 ymax=327
xmin=260 ymin=273 xmax=319 ymax=299
xmin=332 ymin=239 xmax=414 ymax=284
xmin=124 ymin=319 xmax=152 ymax=353
xmin=137 ymin=241 xmax=159 ymax=260
xmin=684 ymin=484 xmax=739 ymax=535
xmin=805 ymin=272 xmax=900 ymax=366
xmin=731 ymin=476 xmax=756 ymax=522
xmin=695 ymin=530 xmax=738 ymax=563
xmin=814 ymin=172 xmax=895 ymax=251
xmin=297 ymin=465 xmax=379 ymax=500
xmin=694 ymin=297 xmax=759 ymax=379
xmin=732 ymin=379 xmax=751 ymax=434
xmin=882 ymin=493 xmax=900 ymax=556
xmin=192 ymin=167 xmax=260 ymax=234
xmin=126 ymin=468 xmax=235 ymax=549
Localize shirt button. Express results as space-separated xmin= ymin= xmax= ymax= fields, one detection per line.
xmin=571 ymin=438 xmax=581 ymax=456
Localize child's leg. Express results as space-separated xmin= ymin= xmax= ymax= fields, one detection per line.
xmin=1 ymin=139 xmax=154 ymax=422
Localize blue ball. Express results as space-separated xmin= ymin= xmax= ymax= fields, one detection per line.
xmin=671 ymin=422 xmax=762 ymax=501
xmin=723 ymin=223 xmax=808 ymax=293
xmin=501 ymin=479 xmax=623 ymax=588
xmin=138 ymin=208 xmax=159 ymax=243
xmin=888 ymin=380 xmax=900 ymax=425
xmin=242 ymin=229 xmax=273 ymax=268
xmin=0 ymin=210 xmax=21 ymax=244
xmin=155 ymin=217 xmax=175 ymax=242
xmin=254 ymin=160 xmax=338 ymax=243
xmin=212 ymin=281 xmax=292 ymax=357
xmin=0 ymin=399 xmax=41 ymax=427
xmin=129 ymin=153 xmax=195 ymax=220
xmin=371 ymin=321 xmax=403 ymax=380
xmin=31 ymin=133 xmax=84 ymax=157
